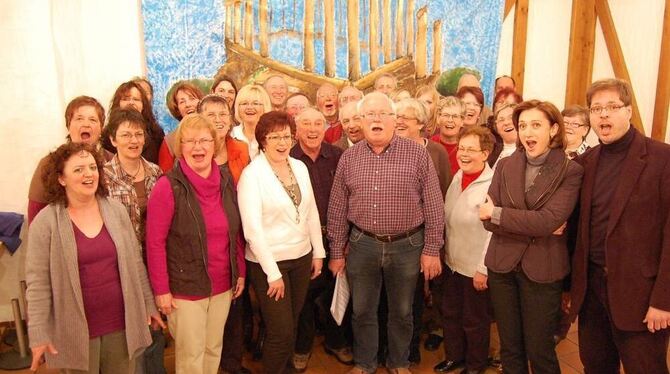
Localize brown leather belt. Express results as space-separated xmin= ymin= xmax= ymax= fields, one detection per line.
xmin=353 ymin=224 xmax=424 ymax=243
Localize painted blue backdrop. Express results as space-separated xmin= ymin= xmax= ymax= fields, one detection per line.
xmin=143 ymin=0 xmax=504 ymax=131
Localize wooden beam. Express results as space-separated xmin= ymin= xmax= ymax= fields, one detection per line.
xmin=324 ymin=0 xmax=336 ymax=77
xmin=382 ymin=0 xmax=392 ymax=63
xmin=564 ymin=0 xmax=596 ymax=107
xmin=595 ymin=0 xmax=644 ymax=132
xmin=348 ymin=0 xmax=361 ymax=80
xmin=511 ymin=0 xmax=528 ymax=95
xmin=234 ymin=1 xmax=242 ymax=44
xmin=259 ymin=0 xmax=269 ymax=56
xmin=244 ymin=0 xmax=253 ymax=49
xmin=405 ymin=0 xmax=414 ymax=57
xmin=304 ymin=0 xmax=315 ymax=72
xmin=432 ymin=20 xmax=442 ymax=75
xmin=415 ymin=6 xmax=427 ymax=79
xmin=395 ymin=0 xmax=405 ymax=57
xmin=504 ymin=0 xmax=515 ymax=20
xmin=369 ymin=0 xmax=380 ymax=70
xmin=652 ymin=0 xmax=670 ymax=141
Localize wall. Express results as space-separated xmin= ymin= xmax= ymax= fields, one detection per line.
xmin=497 ymin=0 xmax=670 ymax=143
xmin=0 ymin=0 xmax=145 ymax=321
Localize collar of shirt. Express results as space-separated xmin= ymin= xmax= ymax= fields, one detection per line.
xmin=364 ymin=134 xmax=397 ymax=155
xmin=290 ymin=141 xmax=335 ymax=162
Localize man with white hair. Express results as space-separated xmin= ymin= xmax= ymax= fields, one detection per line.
xmin=325 ymin=86 xmax=364 ymax=143
xmin=328 ymin=92 xmax=444 ymax=374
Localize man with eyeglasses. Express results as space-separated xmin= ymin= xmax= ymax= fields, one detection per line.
xmin=327 ymin=92 xmax=444 ymax=374
xmin=568 ymin=78 xmax=670 ymax=373
xmin=334 ymin=102 xmax=364 ymax=151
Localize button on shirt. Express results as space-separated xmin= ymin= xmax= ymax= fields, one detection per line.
xmin=327 ymin=135 xmax=445 ymax=259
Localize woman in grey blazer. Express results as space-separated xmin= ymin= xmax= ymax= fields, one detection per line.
xmin=26 ymin=142 xmax=162 ymax=373
xmin=479 ymin=100 xmax=583 ymax=374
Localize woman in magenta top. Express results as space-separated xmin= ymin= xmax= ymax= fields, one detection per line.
xmin=146 ymin=113 xmax=245 ymax=374
xmin=26 ymin=142 xmax=161 ymax=373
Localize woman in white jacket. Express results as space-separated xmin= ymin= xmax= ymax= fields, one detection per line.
xmin=435 ymin=126 xmax=494 ymax=374
xmin=237 ymin=111 xmax=325 ymax=374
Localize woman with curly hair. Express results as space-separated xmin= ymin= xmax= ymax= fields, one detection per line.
xmin=26 ymin=142 xmax=162 ymax=373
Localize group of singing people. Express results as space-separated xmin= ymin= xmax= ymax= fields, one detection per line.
xmin=24 ymin=70 xmax=669 ymax=374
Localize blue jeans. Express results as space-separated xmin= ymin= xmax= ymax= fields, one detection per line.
xmin=346 ymin=227 xmax=423 ymax=372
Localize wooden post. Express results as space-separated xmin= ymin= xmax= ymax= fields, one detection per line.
xmin=564 ymin=0 xmax=596 ymax=107
xmin=504 ymin=0 xmax=515 ymax=20
xmin=325 ymin=0 xmax=336 ymax=77
xmin=234 ymin=0 xmax=242 ymax=43
xmin=348 ymin=0 xmax=361 ymax=80
xmin=395 ymin=0 xmax=405 ymax=57
xmin=382 ymin=0 xmax=392 ymax=63
xmin=244 ymin=0 xmax=253 ymax=49
xmin=304 ymin=0 xmax=315 ymax=72
xmin=406 ymin=0 xmax=414 ymax=57
xmin=225 ymin=2 xmax=232 ymax=40
xmin=652 ymin=0 xmax=670 ymax=141
xmin=595 ymin=0 xmax=644 ymax=132
xmin=369 ymin=0 xmax=379 ymax=70
xmin=415 ymin=6 xmax=427 ymax=79
xmin=511 ymin=0 xmax=528 ymax=95
xmin=259 ymin=0 xmax=269 ymax=56
xmin=432 ymin=20 xmax=442 ymax=75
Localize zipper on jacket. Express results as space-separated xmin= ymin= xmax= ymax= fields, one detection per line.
xmin=181 ymin=179 xmax=212 ymax=284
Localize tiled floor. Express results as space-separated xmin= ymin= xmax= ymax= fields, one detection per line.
xmin=2 ymin=322 xmax=669 ymax=373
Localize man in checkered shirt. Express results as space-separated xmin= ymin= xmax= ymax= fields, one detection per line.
xmin=327 ymin=92 xmax=445 ymax=374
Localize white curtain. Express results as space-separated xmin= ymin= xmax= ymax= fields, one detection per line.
xmin=0 ymin=0 xmax=145 ymax=321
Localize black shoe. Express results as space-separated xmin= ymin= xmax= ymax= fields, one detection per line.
xmin=423 ymin=334 xmax=443 ymax=351
xmin=433 ymin=360 xmax=464 ymax=373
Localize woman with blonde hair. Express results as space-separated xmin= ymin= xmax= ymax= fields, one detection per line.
xmin=147 ymin=113 xmax=245 ymax=374
xmin=416 ymin=84 xmax=441 ymax=136
xmin=231 ymin=84 xmax=272 ymax=159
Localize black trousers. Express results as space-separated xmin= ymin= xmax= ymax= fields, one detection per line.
xmin=248 ymin=254 xmax=312 ymax=374
xmin=442 ymin=271 xmax=491 ymax=371
xmin=294 ymin=266 xmax=352 ymax=354
xmin=488 ymin=269 xmax=562 ymax=374
xmin=578 ymin=265 xmax=670 ymax=374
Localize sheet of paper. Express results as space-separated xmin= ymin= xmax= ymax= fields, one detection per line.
xmin=330 ymin=273 xmax=350 ymax=325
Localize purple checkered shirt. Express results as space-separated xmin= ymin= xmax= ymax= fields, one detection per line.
xmin=327 ymin=135 xmax=444 ymax=259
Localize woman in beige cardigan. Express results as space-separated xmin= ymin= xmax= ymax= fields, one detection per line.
xmin=26 ymin=142 xmax=162 ymax=373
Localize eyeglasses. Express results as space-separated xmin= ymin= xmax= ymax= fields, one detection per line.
xmin=266 ymin=134 xmax=293 ymax=143
xmin=438 ymin=113 xmax=461 ymax=120
xmin=181 ymin=138 xmax=214 ymax=147
xmin=362 ymin=112 xmax=395 ymax=120
xmin=564 ymin=121 xmax=586 ymax=129
xmin=117 ymin=132 xmax=145 ymax=141
xmin=239 ymin=101 xmax=263 ymax=107
xmin=396 ymin=115 xmax=418 ymax=122
xmin=589 ymin=104 xmax=625 ymax=115
xmin=457 ymin=147 xmax=484 ymax=154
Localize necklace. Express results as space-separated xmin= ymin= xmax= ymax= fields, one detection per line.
xmin=271 ymin=160 xmax=300 ymax=224
xmin=122 ymin=159 xmax=143 ymax=180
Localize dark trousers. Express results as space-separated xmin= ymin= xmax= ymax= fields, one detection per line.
xmin=219 ymin=293 xmax=246 ymax=371
xmin=248 ymin=253 xmax=313 ymax=374
xmin=488 ymin=270 xmax=562 ymax=374
xmin=578 ymin=265 xmax=670 ymax=374
xmin=295 ymin=266 xmax=352 ymax=354
xmin=442 ymin=271 xmax=491 ymax=371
